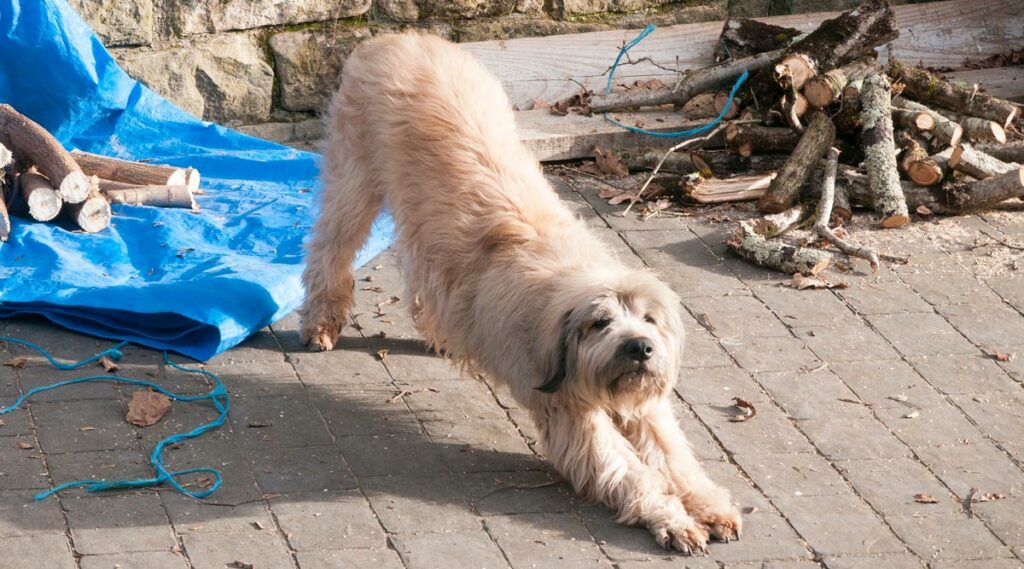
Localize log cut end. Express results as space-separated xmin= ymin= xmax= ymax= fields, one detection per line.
xmin=714 ymin=92 xmax=740 ymax=120
xmin=906 ymin=160 xmax=944 ymax=187
xmin=57 ymin=170 xmax=94 ymax=204
xmin=880 ymin=213 xmax=910 ymax=229
xmin=776 ymin=54 xmax=815 ymax=90
xmin=71 ymin=194 xmax=112 ymax=233
xmin=184 ymin=168 xmax=201 ymax=192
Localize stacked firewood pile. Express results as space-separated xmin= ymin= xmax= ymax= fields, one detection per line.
xmin=585 ymin=0 xmax=1023 ymax=276
xmin=0 ymin=104 xmax=200 ymax=242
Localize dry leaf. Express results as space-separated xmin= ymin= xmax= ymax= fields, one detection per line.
xmin=196 ymin=475 xmax=215 ymax=489
xmin=3 ymin=357 xmax=28 ymax=369
xmin=914 ymin=493 xmax=939 ymax=504
xmin=376 ymin=349 xmax=389 ymax=362
xmin=99 ymin=355 xmax=119 ymax=373
xmin=361 ymin=286 xmax=385 ymax=293
xmin=16 ymin=441 xmax=33 ymax=450
xmin=607 ymin=191 xmax=636 ymax=206
xmin=227 ymin=562 xmax=254 ymax=569
xmin=729 ymin=398 xmax=757 ymax=422
xmin=126 ymin=390 xmax=172 ymax=427
xmin=696 ymin=313 xmax=715 ymax=332
xmin=975 ymin=492 xmax=1007 ymax=503
xmin=593 ymin=146 xmax=629 ymax=179
xmin=0 ymin=419 xmax=5 ymax=427
xmin=375 ymin=296 xmax=400 ymax=316
xmin=916 ymin=205 xmax=933 ymax=217
xmin=992 ymin=350 xmax=1013 ymax=362
xmin=640 ymin=199 xmax=671 ymax=219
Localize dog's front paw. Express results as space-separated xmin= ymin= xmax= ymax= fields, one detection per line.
xmin=300 ymin=321 xmax=340 ymax=351
xmin=646 ymin=509 xmax=709 ymax=554
xmin=695 ymin=506 xmax=742 ymax=542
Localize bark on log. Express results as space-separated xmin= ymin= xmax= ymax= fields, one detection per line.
xmin=71 ymin=151 xmax=199 ymax=191
xmin=835 ymin=77 xmax=865 ymax=135
xmin=0 ymin=142 xmax=10 ymax=241
xmin=758 ymin=113 xmax=836 ymax=214
xmin=728 ymin=205 xmax=832 ymax=275
xmin=839 ymin=165 xmax=1024 ymax=215
xmin=622 ymin=148 xmax=788 ymax=177
xmin=833 ymin=180 xmax=852 ymax=224
xmin=896 ymin=130 xmax=944 ymax=186
xmin=714 ymin=17 xmax=802 ymax=62
xmin=725 ymin=124 xmax=800 ymax=158
xmin=588 ymin=50 xmax=782 ymax=113
xmin=860 ymin=74 xmax=909 ymax=228
xmin=891 ymin=97 xmax=963 ymax=148
xmin=934 ymin=109 xmax=1007 ymax=144
xmin=18 ymin=170 xmax=61 ymax=222
xmin=804 ymin=56 xmax=877 ymax=109
xmin=888 ymin=59 xmax=1021 ymax=128
xmin=814 ymin=146 xmax=879 ymax=271
xmin=949 ymin=143 xmax=1019 ymax=179
xmin=892 ymin=109 xmax=936 ymax=133
xmin=98 ymin=179 xmax=197 ymax=209
xmin=974 ymin=141 xmax=1024 ymax=164
xmin=0 ymin=104 xmax=94 ymax=204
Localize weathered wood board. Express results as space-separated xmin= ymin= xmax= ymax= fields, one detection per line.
xmin=945 ymin=65 xmax=1024 ymax=102
xmin=468 ymin=0 xmax=1024 ymax=109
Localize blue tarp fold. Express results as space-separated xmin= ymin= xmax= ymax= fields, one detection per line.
xmin=0 ymin=0 xmax=394 ymax=360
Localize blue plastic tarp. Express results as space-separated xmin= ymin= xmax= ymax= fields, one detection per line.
xmin=0 ymin=0 xmax=394 ymax=360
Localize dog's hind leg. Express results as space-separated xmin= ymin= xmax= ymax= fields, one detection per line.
xmin=535 ymin=402 xmax=710 ymax=553
xmin=299 ymin=148 xmax=383 ymax=351
xmin=623 ymin=398 xmax=742 ymax=542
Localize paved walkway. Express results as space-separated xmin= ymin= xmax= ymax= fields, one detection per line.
xmin=1 ymin=173 xmax=1023 ymax=569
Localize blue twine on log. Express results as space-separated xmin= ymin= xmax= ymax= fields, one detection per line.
xmin=602 ymin=23 xmax=749 ymax=138
xmin=0 ymin=336 xmax=230 ymax=501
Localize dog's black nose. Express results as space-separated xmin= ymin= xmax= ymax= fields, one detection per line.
xmin=624 ymin=338 xmax=654 ymax=361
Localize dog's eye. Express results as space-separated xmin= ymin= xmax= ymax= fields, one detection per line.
xmin=644 ymin=315 xmax=656 ymax=325
xmin=592 ymin=318 xmax=611 ymax=331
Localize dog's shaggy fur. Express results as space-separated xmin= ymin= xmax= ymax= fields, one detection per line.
xmin=300 ymin=32 xmax=741 ymax=552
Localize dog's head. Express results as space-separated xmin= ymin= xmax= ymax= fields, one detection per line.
xmin=537 ymin=268 xmax=684 ymax=406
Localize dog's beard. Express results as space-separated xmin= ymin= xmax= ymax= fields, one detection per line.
xmin=607 ymin=360 xmax=662 ymax=395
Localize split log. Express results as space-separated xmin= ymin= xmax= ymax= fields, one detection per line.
xmin=803 ymin=56 xmax=876 ymax=109
xmin=860 ymin=74 xmax=908 ymax=228
xmin=728 ymin=205 xmax=832 ymax=275
xmin=888 ymin=59 xmax=1020 ymax=128
xmin=934 ymin=109 xmax=1007 ymax=144
xmin=71 ymin=151 xmax=200 ymax=191
xmin=0 ymin=104 xmax=95 ymax=204
xmin=725 ymin=124 xmax=800 ymax=158
xmin=98 ymin=179 xmax=197 ymax=210
xmin=895 ymin=131 xmax=943 ymax=187
xmin=682 ymin=173 xmax=777 ymax=203
xmin=839 ymin=165 xmax=1024 ymax=215
xmin=814 ymin=147 xmax=879 ymax=271
xmin=758 ymin=113 xmax=835 ymax=214
xmin=891 ymin=97 xmax=962 ymax=148
xmin=587 ymin=49 xmax=782 ymax=113
xmin=66 ymin=187 xmax=112 ymax=233
xmin=949 ymin=143 xmax=1019 ymax=179
xmin=974 ymin=141 xmax=1024 ymax=164
xmin=18 ymin=170 xmax=62 ymax=222
xmin=714 ymin=17 xmax=802 ymax=62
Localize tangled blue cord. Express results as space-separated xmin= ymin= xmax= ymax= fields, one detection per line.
xmin=602 ymin=24 xmax=749 ymax=138
xmin=0 ymin=336 xmax=230 ymax=501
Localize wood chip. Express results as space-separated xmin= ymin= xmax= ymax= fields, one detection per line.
xmin=992 ymin=350 xmax=1013 ymax=362
xmin=361 ymin=286 xmax=385 ymax=293
xmin=98 ymin=355 xmax=119 ymax=372
xmin=914 ymin=493 xmax=939 ymax=504
xmin=904 ymin=410 xmax=920 ymax=419
xmin=375 ymin=349 xmax=389 ymax=362
xmin=975 ymin=491 xmax=1007 ymax=503
xmin=16 ymin=441 xmax=33 ymax=450
xmin=0 ymin=419 xmax=5 ymax=427
xmin=125 ymin=390 xmax=172 ymax=427
xmin=78 ymin=426 xmax=95 ymax=432
xmin=729 ymin=397 xmax=758 ymax=422
xmin=3 ymin=357 xmax=28 ymax=369
xmin=227 ymin=562 xmax=254 ymax=569
xmin=251 ymin=520 xmax=267 ymax=530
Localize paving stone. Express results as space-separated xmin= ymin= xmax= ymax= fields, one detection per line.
xmin=426 ymin=418 xmax=541 ymax=473
xmin=823 ymin=553 xmax=925 ymax=568
xmin=755 ymin=369 xmax=868 ymax=421
xmin=680 ymin=326 xmax=736 ymax=369
xmin=772 ymin=493 xmax=903 ymax=557
xmin=987 ymin=275 xmax=1024 ymax=313
xmin=592 ymin=227 xmax=649 ymax=270
xmin=937 ymin=302 xmax=1024 ymax=354
xmin=829 ymin=359 xmax=947 ymax=409
xmin=251 ymin=444 xmax=358 ymax=494
xmin=164 ymin=494 xmax=274 ymax=534
xmin=487 ymin=513 xmax=606 ymax=568
xmin=64 ymin=493 xmax=176 ymax=554
xmin=875 ymin=403 xmax=985 ymax=448
xmin=621 ymin=229 xmax=723 ymax=268
xmin=868 ymin=313 xmax=979 ymax=357
xmin=313 ymin=385 xmax=422 ymax=437
xmin=676 ymin=366 xmax=766 ymax=407
xmin=574 ymin=502 xmax=664 ymax=562
xmin=31 ymin=399 xmax=137 ymax=453
xmin=900 ymin=270 xmax=1003 ymax=306
xmin=229 ymin=393 xmax=334 ymax=449
xmin=573 ymin=180 xmax=691 ymax=232
xmin=336 ymin=433 xmax=447 ymax=478
xmin=132 ymin=397 xmax=235 ymax=445
xmin=707 ymin=511 xmax=811 ymax=563
xmin=362 ymin=472 xmax=480 ymax=534
xmin=204 ymin=360 xmax=301 ymax=399
xmin=720 ymin=334 xmax=823 ymax=374
xmin=295 ymin=548 xmax=405 ymax=569
xmin=17 ymin=363 xmax=121 ymax=401
xmin=401 ymin=379 xmax=508 ymax=422
xmin=835 ymin=457 xmax=961 ymax=517
xmin=391 ymin=530 xmax=509 ymax=569
xmin=0 ymin=489 xmax=66 ymax=537
xmin=45 ymin=450 xmax=152 ymax=494
xmin=616 ymin=559 xmax=718 ymax=568
xmin=929 ymin=559 xmax=1024 ymax=569
xmin=972 ymin=494 xmax=1024 ymax=546
xmin=272 ymin=490 xmax=385 ymax=550
xmin=792 ymin=323 xmax=901 ymax=363
xmin=888 ymin=514 xmax=1011 ymax=561
xmin=753 ymin=285 xmax=858 ymax=327
xmin=0 ymin=533 xmax=76 ymax=569
xmin=181 ymin=530 xmax=294 ymax=569
xmin=691 ymin=401 xmax=815 ymax=456
xmin=79 ymin=551 xmax=190 ymax=569
xmin=0 ymin=441 xmax=48 ymax=490
xmin=456 ymin=470 xmax=574 ymax=516
xmin=915 ymin=443 xmax=1024 ymax=498
xmin=674 ymin=401 xmax=728 ymax=462
xmin=289 ymin=338 xmax=395 ymax=389
xmin=908 ymin=354 xmax=1021 ymax=395
xmin=732 ymin=453 xmax=850 ymax=499
xmin=951 ymin=391 xmax=1024 ymax=447
xmin=159 ymin=442 xmax=263 ymax=505
xmin=725 ymin=562 xmax=823 ymax=569
xmin=799 ymin=416 xmax=910 ymax=460
xmin=684 ymin=295 xmax=793 ymax=338
xmin=837 ymin=279 xmax=935 ymax=316
xmin=0 ymin=409 xmax=32 ymax=438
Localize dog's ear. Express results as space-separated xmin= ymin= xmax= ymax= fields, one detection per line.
xmin=536 ymin=311 xmax=571 ymax=393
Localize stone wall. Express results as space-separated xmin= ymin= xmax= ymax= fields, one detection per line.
xmin=69 ymin=0 xmax=915 ymax=148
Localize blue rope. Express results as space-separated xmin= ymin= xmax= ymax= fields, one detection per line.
xmin=602 ymin=24 xmax=749 ymax=139
xmin=0 ymin=336 xmax=230 ymax=501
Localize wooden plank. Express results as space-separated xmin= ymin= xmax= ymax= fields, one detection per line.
xmin=464 ymin=0 xmax=1024 ymax=109
xmin=944 ymin=66 xmax=1024 ymax=102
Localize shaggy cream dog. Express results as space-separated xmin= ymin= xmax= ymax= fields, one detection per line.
xmin=300 ymin=32 xmax=741 ymax=552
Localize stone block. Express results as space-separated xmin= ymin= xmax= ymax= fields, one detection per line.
xmin=69 ymin=0 xmax=153 ymax=46
xmin=269 ymin=27 xmax=371 ymax=112
xmin=169 ymin=0 xmax=371 ymax=35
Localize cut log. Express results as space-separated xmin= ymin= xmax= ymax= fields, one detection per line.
xmin=833 ymin=180 xmax=852 ymax=223
xmin=725 ymin=124 xmax=800 ymax=158
xmin=803 ymin=55 xmax=877 ymax=109
xmin=814 ymin=146 xmax=879 ymax=271
xmin=18 ymin=170 xmax=62 ymax=222
xmin=622 ymin=148 xmax=788 ymax=177
xmin=892 ymin=109 xmax=936 ymax=133
xmin=896 ymin=131 xmax=944 ymax=186
xmin=98 ymin=179 xmax=197 ymax=210
xmin=713 ymin=91 xmax=740 ymax=119
xmin=587 ymin=49 xmax=782 ymax=113
xmin=714 ymin=17 xmax=802 ymax=62
xmin=891 ymin=97 xmax=963 ymax=148
xmin=934 ymin=109 xmax=1007 ymax=144
xmin=860 ymin=74 xmax=909 ymax=228
xmin=758 ymin=113 xmax=836 ymax=214
xmin=66 ymin=187 xmax=112 ymax=233
xmin=682 ymin=173 xmax=777 ymax=203
xmin=728 ymin=205 xmax=832 ymax=275
xmin=0 ymin=104 xmax=94 ymax=204
xmin=888 ymin=58 xmax=1020 ymax=128
xmin=974 ymin=141 xmax=1024 ymax=164
xmin=71 ymin=151 xmax=199 ymax=191
xmin=838 ymin=165 xmax=1024 ymax=215
xmin=835 ymin=77 xmax=865 ymax=135
xmin=949 ymin=143 xmax=1019 ymax=179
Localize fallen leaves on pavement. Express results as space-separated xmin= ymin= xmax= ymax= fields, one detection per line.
xmin=126 ymin=390 xmax=172 ymax=427
xmin=729 ymin=398 xmax=757 ymax=423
